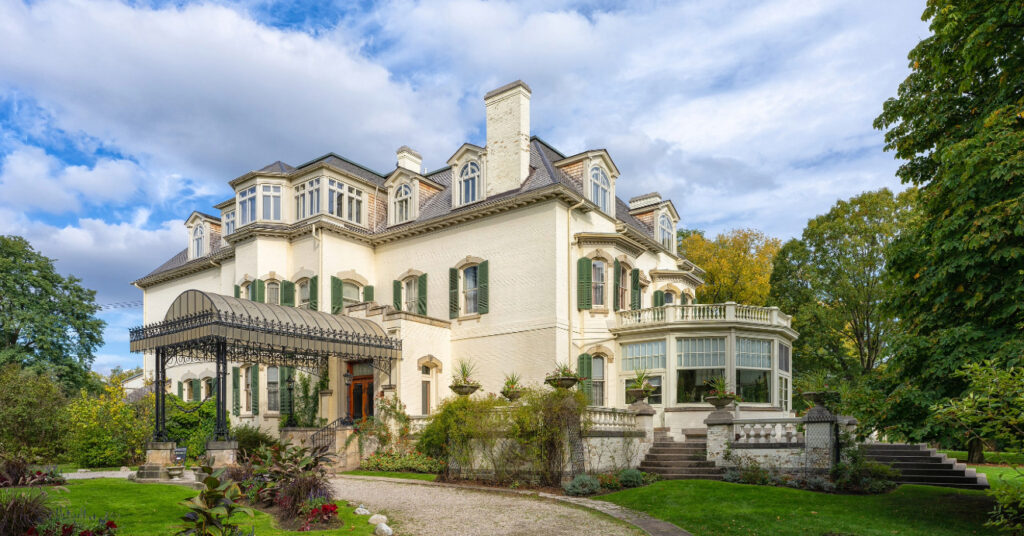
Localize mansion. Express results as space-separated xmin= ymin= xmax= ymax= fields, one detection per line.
xmin=131 ymin=81 xmax=798 ymax=436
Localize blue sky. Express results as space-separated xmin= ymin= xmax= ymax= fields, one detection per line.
xmin=0 ymin=0 xmax=928 ymax=373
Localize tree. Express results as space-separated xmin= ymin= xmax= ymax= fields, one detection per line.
xmin=0 ymin=235 xmax=106 ymax=393
xmin=873 ymin=1 xmax=1024 ymax=443
xmin=769 ymin=189 xmax=914 ymax=376
xmin=678 ymin=228 xmax=780 ymax=305
xmin=65 ymin=380 xmax=153 ymax=467
xmin=0 ymin=364 xmax=68 ymax=461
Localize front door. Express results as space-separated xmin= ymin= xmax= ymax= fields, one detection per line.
xmin=348 ymin=361 xmax=374 ymax=421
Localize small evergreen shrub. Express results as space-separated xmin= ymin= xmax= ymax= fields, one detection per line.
xmin=618 ymin=468 xmax=644 ymax=488
xmin=360 ymin=450 xmax=445 ymax=473
xmin=233 ymin=424 xmax=277 ymax=460
xmin=564 ymin=474 xmax=601 ymax=496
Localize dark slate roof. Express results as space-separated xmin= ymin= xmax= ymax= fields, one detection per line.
xmin=294 ymin=153 xmax=387 ymax=187
xmin=144 ymin=248 xmax=188 ymax=278
xmin=617 ymin=198 xmax=652 ymax=233
xmin=193 ymin=211 xmax=221 ymax=222
xmin=259 ymin=160 xmax=295 ymax=173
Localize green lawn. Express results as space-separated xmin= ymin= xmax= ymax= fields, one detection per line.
xmin=942 ymin=450 xmax=1024 ymax=465
xmin=599 ymin=480 xmax=998 ymax=536
xmin=41 ymin=479 xmax=376 ymax=535
xmin=973 ymin=465 xmax=1023 ymax=489
xmin=341 ymin=470 xmax=438 ymax=481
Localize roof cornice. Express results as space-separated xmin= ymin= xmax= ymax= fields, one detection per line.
xmin=574 ymin=232 xmax=646 ymax=258
xmin=132 ymin=247 xmax=234 ymax=288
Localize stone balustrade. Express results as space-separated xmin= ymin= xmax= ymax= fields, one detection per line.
xmin=705 ymin=404 xmax=843 ymax=472
xmin=587 ymin=407 xmax=639 ymax=433
xmin=616 ymin=302 xmax=792 ymax=329
xmin=732 ymin=418 xmax=805 ymax=446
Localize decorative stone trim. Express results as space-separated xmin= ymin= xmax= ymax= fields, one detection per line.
xmin=454 ymin=256 xmax=485 ymax=270
xmin=396 ymin=268 xmax=424 ymax=281
xmin=335 ymin=270 xmax=369 ymax=286
xmin=417 ymin=355 xmax=443 ymax=372
xmin=576 ymin=232 xmax=644 ymax=258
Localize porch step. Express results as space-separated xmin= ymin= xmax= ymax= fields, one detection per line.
xmin=864 ymin=443 xmax=988 ymax=490
xmin=638 ymin=436 xmax=720 ymax=481
xmin=640 ymin=460 xmax=717 ymax=468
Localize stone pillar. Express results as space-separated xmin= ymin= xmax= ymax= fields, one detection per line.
xmin=803 ymin=404 xmax=837 ymax=470
xmin=205 ymin=440 xmax=239 ymax=468
xmin=137 ymin=441 xmax=176 ymax=480
xmin=704 ymin=408 xmax=734 ymax=466
xmin=631 ymin=402 xmax=656 ymax=461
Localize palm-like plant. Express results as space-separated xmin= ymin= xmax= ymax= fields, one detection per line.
xmin=452 ymin=359 xmax=479 ymax=386
xmin=176 ymin=465 xmax=255 ymax=536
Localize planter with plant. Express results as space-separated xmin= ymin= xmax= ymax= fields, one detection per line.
xmin=450 ymin=360 xmax=481 ymax=396
xmin=704 ymin=376 xmax=739 ymax=409
xmin=545 ymin=363 xmax=580 ymax=389
xmin=500 ymin=372 xmax=524 ymax=401
xmin=625 ymin=369 xmax=655 ymax=403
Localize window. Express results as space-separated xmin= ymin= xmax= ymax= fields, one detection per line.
xmin=262 ymin=185 xmax=282 ymax=221
xmin=592 ymin=260 xmax=606 ymax=307
xmin=659 ymin=214 xmax=674 ymax=249
xmin=591 ymin=355 xmax=605 ymax=406
xmin=297 ymin=279 xmax=310 ymax=309
xmin=618 ymin=263 xmax=629 ymax=311
xmin=590 ymin=166 xmax=610 ymax=212
xmin=625 ymin=375 xmax=662 ymax=404
xmin=394 ymin=184 xmax=412 ymax=223
xmin=779 ymin=344 xmax=791 ymax=373
xmin=224 ymin=211 xmax=236 ymax=235
xmin=266 ymin=281 xmax=280 ymax=305
xmin=328 ymin=179 xmax=345 ymax=218
xmin=458 ymin=162 xmax=480 ymax=205
xmin=736 ymin=337 xmax=772 ymax=403
xmin=676 ymin=337 xmax=727 ymax=403
xmin=343 ymin=282 xmax=361 ymax=307
xmin=295 ymin=178 xmax=321 ymax=220
xmin=192 ymin=225 xmax=204 ymax=257
xmin=779 ymin=376 xmax=791 ymax=412
xmin=239 ymin=186 xmax=256 ymax=225
xmin=203 ymin=378 xmax=213 ymax=399
xmin=267 ymin=367 xmax=280 ymax=412
xmin=463 ymin=265 xmax=479 ymax=314
xmin=422 ymin=379 xmax=431 ymax=415
xmin=244 ymin=367 xmax=252 ymax=412
xmin=346 ymin=186 xmax=363 ymax=224
xmin=664 ymin=291 xmax=675 ymax=305
xmin=242 ymin=282 xmax=253 ymax=300
xmin=403 ymin=277 xmax=418 ymax=312
xmin=622 ymin=340 xmax=666 ymax=371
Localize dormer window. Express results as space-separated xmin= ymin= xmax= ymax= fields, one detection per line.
xmin=238 ymin=186 xmax=256 ymax=226
xmin=346 ymin=186 xmax=363 ymax=224
xmin=295 ymin=178 xmax=321 ymax=220
xmin=223 ymin=211 xmax=236 ymax=235
xmin=262 ymin=185 xmax=282 ymax=221
xmin=394 ymin=184 xmax=412 ymax=223
xmin=659 ymin=213 xmax=674 ymax=250
xmin=458 ymin=162 xmax=481 ymax=206
xmin=192 ymin=225 xmax=204 ymax=258
xmin=590 ymin=166 xmax=610 ymax=212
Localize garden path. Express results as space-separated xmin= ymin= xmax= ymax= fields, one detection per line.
xmin=330 ymin=475 xmax=648 ymax=536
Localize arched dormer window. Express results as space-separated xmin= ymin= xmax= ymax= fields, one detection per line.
xmin=458 ymin=162 xmax=481 ymax=206
xmin=394 ymin=183 xmax=412 ymax=223
xmin=659 ymin=213 xmax=674 ymax=250
xmin=590 ymin=167 xmax=610 ymax=212
xmin=192 ymin=225 xmax=204 ymax=258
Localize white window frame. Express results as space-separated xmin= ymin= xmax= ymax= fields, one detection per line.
xmin=267 ymin=366 xmax=280 ymax=412
xmin=346 ymin=185 xmax=363 ymax=225
xmin=736 ymin=337 xmax=772 ymax=404
xmin=591 ymin=355 xmax=605 ymax=406
xmin=622 ymin=340 xmax=666 ymax=371
xmin=676 ymin=337 xmax=727 ymax=403
xmin=343 ymin=281 xmax=361 ymax=308
xmin=590 ymin=166 xmax=610 ymax=212
xmin=223 ymin=211 xmax=236 ymax=235
xmin=192 ymin=225 xmax=204 ymax=258
xmin=403 ymin=277 xmax=418 ymax=312
xmin=458 ymin=161 xmax=482 ymax=206
xmin=393 ymin=183 xmax=413 ymax=224
xmin=295 ymin=178 xmax=321 ymax=220
xmin=463 ymin=265 xmax=479 ymax=315
xmin=618 ymin=263 xmax=630 ymax=311
xmin=297 ymin=278 xmax=310 ymax=309
xmin=266 ymin=281 xmax=280 ymax=305
xmin=261 ymin=185 xmax=282 ymax=221
xmin=592 ymin=260 xmax=606 ymax=307
xmin=238 ymin=186 xmax=256 ymax=226
xmin=659 ymin=213 xmax=674 ymax=250
xmin=328 ymin=179 xmax=345 ymax=219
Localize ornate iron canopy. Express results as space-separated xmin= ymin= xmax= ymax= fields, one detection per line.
xmin=130 ymin=290 xmax=401 ymax=373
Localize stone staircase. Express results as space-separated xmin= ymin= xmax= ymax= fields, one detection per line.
xmin=638 ymin=428 xmax=723 ymax=480
xmin=863 ymin=443 xmax=989 ymax=490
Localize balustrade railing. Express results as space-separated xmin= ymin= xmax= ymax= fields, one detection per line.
xmin=586 ymin=407 xmax=638 ymax=432
xmin=616 ymin=303 xmax=791 ymax=329
xmin=732 ymin=418 xmax=804 ymax=445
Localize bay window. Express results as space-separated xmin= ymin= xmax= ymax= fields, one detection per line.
xmin=622 ymin=340 xmax=666 ymax=371
xmin=676 ymin=337 xmax=727 ymax=403
xmin=736 ymin=337 xmax=772 ymax=403
xmin=295 ymin=178 xmax=321 ymax=220
xmin=223 ymin=211 xmax=236 ymax=235
xmin=262 ymin=185 xmax=282 ymax=221
xmin=346 ymin=186 xmax=363 ymax=224
xmin=238 ymin=186 xmax=256 ymax=225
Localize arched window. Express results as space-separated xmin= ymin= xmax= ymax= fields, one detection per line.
xmin=266 ymin=281 xmax=280 ymax=305
xmin=459 ymin=162 xmax=481 ymax=205
xmin=463 ymin=264 xmax=479 ymax=314
xmin=659 ymin=214 xmax=674 ymax=249
xmin=193 ymin=225 xmax=204 ymax=257
xmin=664 ymin=291 xmax=676 ymax=305
xmin=394 ymin=184 xmax=412 ymax=223
xmin=592 ymin=260 xmax=606 ymax=307
xmin=343 ymin=282 xmax=361 ymax=308
xmin=297 ymin=278 xmax=310 ymax=309
xmin=590 ymin=167 xmax=610 ymax=212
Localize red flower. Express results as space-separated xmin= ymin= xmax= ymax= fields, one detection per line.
xmin=105 ymin=521 xmax=117 ymax=529
xmin=80 ymin=531 xmax=94 ymax=536
xmin=25 ymin=528 xmax=38 ymax=536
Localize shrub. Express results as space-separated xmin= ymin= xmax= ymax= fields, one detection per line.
xmin=165 ymin=394 xmax=219 ymax=458
xmin=1 ymin=454 xmax=65 ymax=487
xmin=596 ymin=473 xmax=621 ymax=490
xmin=0 ymin=365 xmax=69 ymax=462
xmin=641 ymin=471 xmax=661 ymax=486
xmin=564 ymin=474 xmax=601 ymax=496
xmin=830 ymin=438 xmax=899 ymax=494
xmin=233 ymin=425 xmax=276 ymax=460
xmin=176 ymin=465 xmax=254 ymax=536
xmin=618 ymin=468 xmax=644 ymax=488
xmin=1 ymin=488 xmax=51 ymax=534
xmin=986 ymin=476 xmax=1024 ymax=534
xmin=248 ymin=443 xmax=335 ymax=520
xmin=65 ymin=383 xmax=151 ymax=467
xmin=360 ymin=450 xmax=445 ymax=474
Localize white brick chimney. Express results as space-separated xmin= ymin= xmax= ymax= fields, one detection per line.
xmin=396 ymin=146 xmax=422 ymax=173
xmin=484 ymin=80 xmax=531 ymax=196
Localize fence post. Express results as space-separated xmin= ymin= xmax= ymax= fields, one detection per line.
xmin=704 ymin=408 xmax=734 ymax=466
xmin=802 ymin=403 xmax=837 ymax=472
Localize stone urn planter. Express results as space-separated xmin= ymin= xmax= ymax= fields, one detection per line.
xmin=450 ymin=383 xmax=481 ymax=396
xmin=626 ymin=387 xmax=650 ymax=404
xmin=800 ymin=391 xmax=834 ymax=407
xmin=545 ymin=376 xmax=579 ymax=389
xmin=800 ymin=390 xmax=837 ymax=421
xmin=501 ymin=389 xmax=523 ymax=402
xmin=705 ymin=395 xmax=736 ymax=410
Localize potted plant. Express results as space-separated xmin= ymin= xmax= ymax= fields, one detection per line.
xmin=545 ymin=363 xmax=580 ymax=389
xmin=626 ymin=369 xmax=655 ymax=403
xmin=500 ymin=372 xmax=524 ymax=401
xmin=703 ymin=375 xmax=738 ymax=410
xmin=450 ymin=359 xmax=481 ymax=396
xmin=795 ymin=371 xmax=836 ymax=407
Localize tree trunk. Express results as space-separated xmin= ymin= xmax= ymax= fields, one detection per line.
xmin=967 ymin=437 xmax=985 ymax=464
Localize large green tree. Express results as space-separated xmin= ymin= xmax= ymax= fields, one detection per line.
xmin=873 ymin=1 xmax=1024 ymax=443
xmin=0 ymin=364 xmax=68 ymax=461
xmin=769 ymin=189 xmax=914 ymax=376
xmin=0 ymin=235 xmax=106 ymax=392
xmin=678 ymin=228 xmax=781 ymax=305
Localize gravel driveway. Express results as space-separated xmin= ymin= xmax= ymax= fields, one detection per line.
xmin=331 ymin=476 xmax=643 ymax=536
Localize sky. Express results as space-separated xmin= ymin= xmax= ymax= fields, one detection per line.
xmin=0 ymin=0 xmax=929 ymax=374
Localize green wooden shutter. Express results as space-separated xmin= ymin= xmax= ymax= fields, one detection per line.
xmin=281 ymin=280 xmax=295 ymax=307
xmin=612 ymin=259 xmax=621 ymax=311
xmin=654 ymin=290 xmax=665 ymax=307
xmin=234 ymin=285 xmax=241 ymax=298
xmin=577 ymin=257 xmax=592 ymax=310
xmin=363 ymin=285 xmax=374 ymax=302
xmin=630 ymin=269 xmax=641 ymax=310
xmin=253 ymin=279 xmax=266 ymax=303
xmin=251 ymin=366 xmax=259 ymax=415
xmin=478 ymin=260 xmax=489 ymax=314
xmin=232 ymin=367 xmax=240 ymax=416
xmin=331 ymin=276 xmax=344 ymax=314
xmin=393 ymin=280 xmax=402 ymax=310
xmin=417 ymin=273 xmax=428 ymax=315
xmin=578 ymin=353 xmax=593 ymax=401
xmin=449 ymin=268 xmax=459 ymax=319
xmin=309 ymin=276 xmax=319 ymax=310
xmin=191 ymin=379 xmax=201 ymax=402
xmin=177 ymin=381 xmax=183 ymax=399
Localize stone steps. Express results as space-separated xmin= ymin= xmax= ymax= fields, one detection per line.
xmin=639 ymin=435 xmax=721 ymax=481
xmin=863 ymin=443 xmax=988 ymax=490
